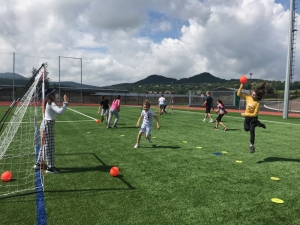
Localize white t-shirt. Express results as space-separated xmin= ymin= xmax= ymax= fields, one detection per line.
xmin=141 ymin=109 xmax=155 ymax=127
xmin=158 ymin=97 xmax=166 ymax=105
xmin=44 ymin=102 xmax=68 ymax=120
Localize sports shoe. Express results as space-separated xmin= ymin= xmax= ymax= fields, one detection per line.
xmin=209 ymin=119 xmax=213 ymax=123
xmin=257 ymin=121 xmax=266 ymax=129
xmin=223 ymin=127 xmax=227 ymax=131
xmin=134 ymin=144 xmax=139 ymax=149
xmin=147 ymin=136 xmax=152 ymax=143
xmin=213 ymin=127 xmax=218 ymax=130
xmin=46 ymin=167 xmax=61 ymax=174
xmin=101 ymin=117 xmax=104 ymax=122
xmin=113 ymin=125 xmax=118 ymax=128
xmin=34 ymin=163 xmax=47 ymax=170
xmin=107 ymin=126 xmax=111 ymax=129
xmin=203 ymin=119 xmax=206 ymax=122
xmin=250 ymin=145 xmax=255 ymax=153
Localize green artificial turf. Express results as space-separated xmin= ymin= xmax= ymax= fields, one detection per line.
xmin=1 ymin=105 xmax=300 ymax=225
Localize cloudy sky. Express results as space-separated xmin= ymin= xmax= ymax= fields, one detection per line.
xmin=0 ymin=0 xmax=299 ymax=86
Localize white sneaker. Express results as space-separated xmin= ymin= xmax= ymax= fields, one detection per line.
xmin=134 ymin=144 xmax=139 ymax=148
xmin=202 ymin=119 xmax=206 ymax=122
xmin=209 ymin=119 xmax=213 ymax=122
xmin=147 ymin=136 xmax=152 ymax=143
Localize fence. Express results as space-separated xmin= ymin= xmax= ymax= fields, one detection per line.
xmin=263 ymin=101 xmax=300 ymax=113
xmin=188 ymin=91 xmax=236 ymax=107
xmin=1 ymin=87 xmax=300 ymax=113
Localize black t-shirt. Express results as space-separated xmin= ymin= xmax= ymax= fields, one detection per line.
xmin=100 ymin=99 xmax=109 ymax=110
xmin=205 ymin=96 xmax=213 ymax=108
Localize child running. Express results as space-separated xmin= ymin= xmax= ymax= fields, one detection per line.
xmin=213 ymin=99 xmax=227 ymax=131
xmin=134 ymin=101 xmax=160 ymax=148
xmin=107 ymin=95 xmax=121 ymax=128
xmin=237 ymin=82 xmax=266 ymax=153
xmin=98 ymin=96 xmax=110 ymax=123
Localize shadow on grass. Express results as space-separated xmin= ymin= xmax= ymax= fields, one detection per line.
xmin=0 ymin=190 xmax=41 ymax=199
xmin=257 ymin=157 xmax=300 ymax=163
xmin=56 ymin=153 xmax=135 ymax=190
xmin=60 ymin=165 xmax=111 ymax=173
xmin=142 ymin=145 xmax=181 ymax=149
xmin=224 ymin=128 xmax=241 ymax=131
xmin=112 ymin=126 xmax=137 ymax=129
xmin=45 ymin=174 xmax=135 ymax=194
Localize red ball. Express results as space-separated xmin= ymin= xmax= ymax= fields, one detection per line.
xmin=96 ymin=119 xmax=100 ymax=123
xmin=110 ymin=167 xmax=119 ymax=177
xmin=1 ymin=171 xmax=12 ymax=182
xmin=239 ymin=75 xmax=248 ymax=84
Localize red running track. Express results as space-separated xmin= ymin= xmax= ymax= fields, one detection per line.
xmin=0 ymin=101 xmax=299 ymax=117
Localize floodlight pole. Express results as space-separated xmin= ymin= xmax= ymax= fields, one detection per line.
xmin=58 ymin=56 xmax=60 ymax=103
xmin=283 ymin=0 xmax=296 ymax=119
xmin=80 ymin=58 xmax=82 ymax=106
xmin=249 ymin=73 xmax=252 ymax=93
xmin=58 ymin=56 xmax=83 ymax=106
xmin=13 ymin=52 xmax=15 ymax=100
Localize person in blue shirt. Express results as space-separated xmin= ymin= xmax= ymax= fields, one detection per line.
xmin=203 ymin=91 xmax=214 ymax=122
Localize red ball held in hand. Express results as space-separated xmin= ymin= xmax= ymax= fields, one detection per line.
xmin=239 ymin=75 xmax=248 ymax=84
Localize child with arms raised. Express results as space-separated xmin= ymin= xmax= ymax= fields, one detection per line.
xmin=237 ymin=82 xmax=266 ymax=153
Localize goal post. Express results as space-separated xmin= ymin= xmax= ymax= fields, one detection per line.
xmin=188 ymin=90 xmax=237 ymax=108
xmin=145 ymin=91 xmax=175 ymax=112
xmin=0 ymin=64 xmax=45 ymax=197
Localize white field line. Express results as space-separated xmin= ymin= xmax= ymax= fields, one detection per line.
xmin=55 ymin=120 xmax=93 ymax=123
xmin=68 ymin=107 xmax=97 ymax=121
xmin=173 ymin=109 xmax=300 ymax=126
xmin=5 ymin=120 xmax=92 ymax=124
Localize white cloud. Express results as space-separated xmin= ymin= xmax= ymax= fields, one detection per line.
xmin=0 ymin=0 xmax=298 ymax=87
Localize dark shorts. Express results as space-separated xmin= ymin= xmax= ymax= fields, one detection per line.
xmin=160 ymin=104 xmax=165 ymax=109
xmin=205 ymin=107 xmax=211 ymax=113
xmin=216 ymin=114 xmax=224 ymax=122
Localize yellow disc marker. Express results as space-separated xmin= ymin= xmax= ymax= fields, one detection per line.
xmin=222 ymin=151 xmax=228 ymax=154
xmin=271 ymin=198 xmax=284 ymax=204
xmin=120 ymin=135 xmax=125 ymax=136
xmin=152 ymin=137 xmax=157 ymax=139
xmin=86 ymin=132 xmax=91 ymax=134
xmin=182 ymin=141 xmax=187 ymax=143
xmin=270 ymin=177 xmax=280 ymax=181
xmin=196 ymin=147 xmax=202 ymax=149
xmin=236 ymin=160 xmax=243 ymax=163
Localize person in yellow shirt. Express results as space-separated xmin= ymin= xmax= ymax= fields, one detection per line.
xmin=237 ymin=82 xmax=266 ymax=153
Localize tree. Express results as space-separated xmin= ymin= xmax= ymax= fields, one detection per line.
xmin=31 ymin=62 xmax=51 ymax=89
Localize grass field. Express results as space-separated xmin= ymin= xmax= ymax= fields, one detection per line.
xmin=1 ymin=105 xmax=300 ymax=225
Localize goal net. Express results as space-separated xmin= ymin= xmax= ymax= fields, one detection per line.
xmin=188 ymin=90 xmax=237 ymax=107
xmin=145 ymin=92 xmax=175 ymax=112
xmin=0 ymin=65 xmax=45 ymax=197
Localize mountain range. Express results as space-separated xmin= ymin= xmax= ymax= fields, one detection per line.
xmin=0 ymin=72 xmax=260 ymax=88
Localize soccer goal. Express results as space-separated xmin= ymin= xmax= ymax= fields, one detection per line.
xmin=188 ymin=90 xmax=237 ymax=107
xmin=0 ymin=64 xmax=45 ymax=197
xmin=145 ymin=91 xmax=175 ymax=112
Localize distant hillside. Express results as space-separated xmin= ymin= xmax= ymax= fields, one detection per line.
xmin=177 ymin=72 xmax=226 ymax=84
xmin=134 ymin=74 xmax=177 ymax=85
xmin=0 ymin=72 xmax=101 ymax=89
xmin=0 ymin=72 xmax=29 ymax=80
xmin=50 ymin=81 xmax=101 ymax=89
xmin=0 ymin=78 xmax=29 ymax=86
